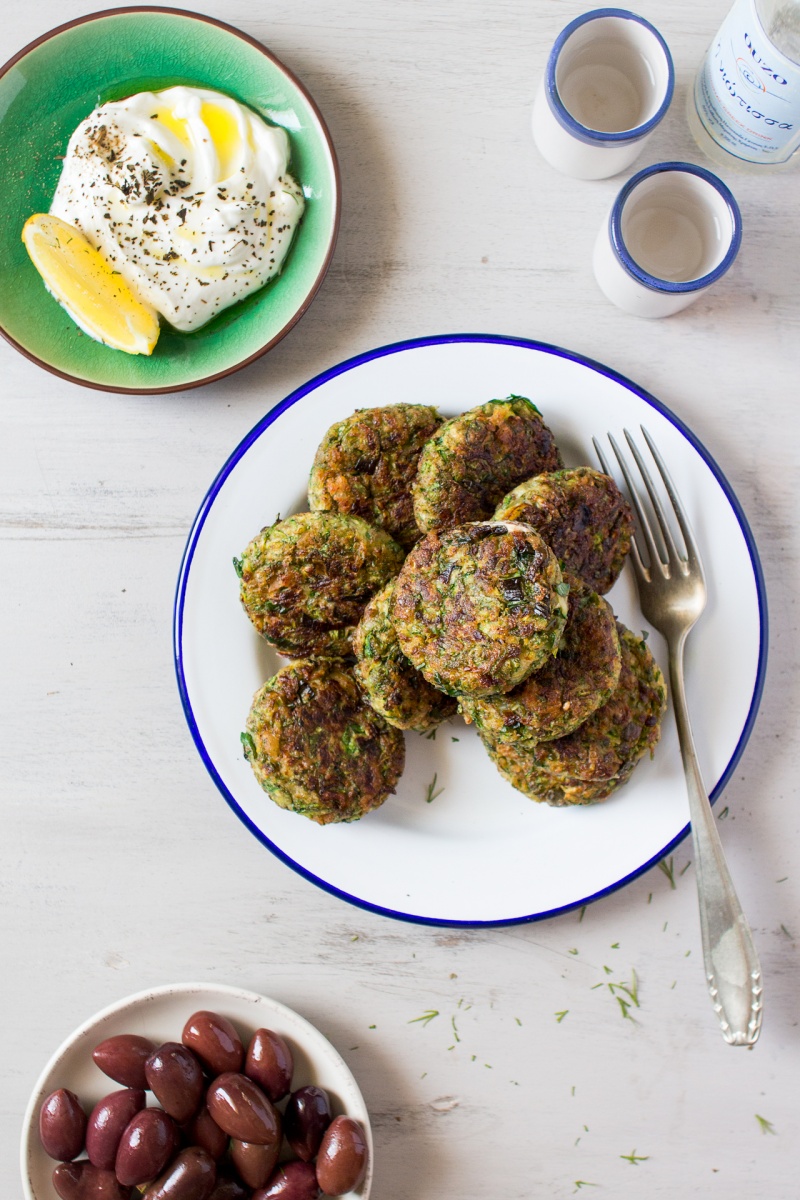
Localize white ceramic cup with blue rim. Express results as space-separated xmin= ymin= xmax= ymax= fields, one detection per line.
xmin=532 ymin=8 xmax=674 ymax=181
xmin=592 ymin=162 xmax=743 ymax=317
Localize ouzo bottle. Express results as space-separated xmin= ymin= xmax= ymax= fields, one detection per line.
xmin=688 ymin=0 xmax=800 ymax=167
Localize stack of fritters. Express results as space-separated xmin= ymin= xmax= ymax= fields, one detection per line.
xmin=235 ymin=397 xmax=666 ymax=823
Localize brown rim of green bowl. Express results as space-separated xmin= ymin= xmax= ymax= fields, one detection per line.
xmin=0 ymin=6 xmax=341 ymax=395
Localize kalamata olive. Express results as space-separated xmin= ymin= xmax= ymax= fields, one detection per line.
xmin=182 ymin=1011 xmax=244 ymax=1076
xmin=92 ymin=1035 xmax=155 ymax=1089
xmin=184 ymin=1105 xmax=228 ymax=1160
xmin=244 ymin=1029 xmax=293 ymax=1103
xmin=86 ymin=1089 xmax=146 ymax=1169
xmin=230 ymin=1138 xmax=279 ymax=1189
xmin=252 ymin=1161 xmax=320 ymax=1200
xmin=283 ymin=1087 xmax=331 ymax=1163
xmin=206 ymin=1073 xmax=280 ymax=1146
xmin=39 ymin=1088 xmax=87 ymax=1161
xmin=115 ymin=1107 xmax=178 ymax=1186
xmin=142 ymin=1146 xmax=217 ymax=1200
xmin=315 ymin=1117 xmax=368 ymax=1196
xmin=207 ymin=1172 xmax=250 ymax=1200
xmin=145 ymin=1043 xmax=204 ymax=1123
xmin=52 ymin=1160 xmax=132 ymax=1200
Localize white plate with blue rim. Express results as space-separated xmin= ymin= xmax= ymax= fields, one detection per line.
xmin=174 ymin=334 xmax=767 ymax=926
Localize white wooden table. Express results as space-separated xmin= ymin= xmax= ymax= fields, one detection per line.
xmin=2 ymin=2 xmax=799 ymax=1195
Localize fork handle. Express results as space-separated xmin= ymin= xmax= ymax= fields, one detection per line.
xmin=668 ymin=638 xmax=763 ymax=1046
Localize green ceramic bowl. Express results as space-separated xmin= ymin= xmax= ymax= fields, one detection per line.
xmin=0 ymin=7 xmax=340 ymax=393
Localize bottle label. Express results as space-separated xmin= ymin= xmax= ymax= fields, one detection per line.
xmin=695 ymin=0 xmax=800 ymax=163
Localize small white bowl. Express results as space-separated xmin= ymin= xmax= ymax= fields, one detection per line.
xmin=593 ymin=161 xmax=742 ymax=317
xmin=21 ymin=982 xmax=373 ymax=1200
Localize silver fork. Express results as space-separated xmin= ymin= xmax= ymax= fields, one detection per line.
xmin=594 ymin=427 xmax=763 ymax=1047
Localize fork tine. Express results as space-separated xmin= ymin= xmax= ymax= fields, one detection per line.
xmin=592 ymin=435 xmax=648 ymax=579
xmin=591 ymin=435 xmax=613 ymax=479
xmin=640 ymin=426 xmax=705 ymax=576
xmin=605 ymin=432 xmax=665 ymax=575
xmin=623 ymin=428 xmax=684 ymax=569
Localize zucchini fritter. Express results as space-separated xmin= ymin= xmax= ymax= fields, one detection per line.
xmin=242 ymin=659 xmax=405 ymax=824
xmin=236 ymin=512 xmax=405 ymax=658
xmin=391 ymin=521 xmax=568 ymax=699
xmin=308 ymin=403 xmax=442 ymax=548
xmin=481 ymin=732 xmax=638 ymax=806
xmin=530 ymin=626 xmax=666 ymax=781
xmin=494 ymin=467 xmax=634 ymax=595
xmin=353 ymin=581 xmax=458 ymax=732
xmin=480 ymin=625 xmax=666 ymax=806
xmin=461 ymin=579 xmax=621 ymax=743
xmin=412 ymin=396 xmax=563 ymax=533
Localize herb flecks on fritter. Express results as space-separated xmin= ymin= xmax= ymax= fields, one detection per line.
xmin=461 ymin=578 xmax=622 ymax=743
xmin=353 ymin=580 xmax=458 ymax=732
xmin=391 ymin=521 xmax=568 ymax=699
xmin=412 ymin=395 xmax=563 ymax=534
xmin=235 ymin=511 xmax=405 ymax=659
xmin=242 ymin=658 xmax=405 ymax=824
xmin=494 ymin=466 xmax=634 ymax=595
xmin=479 ymin=625 xmax=666 ymax=806
xmin=309 ymin=403 xmax=442 ymax=548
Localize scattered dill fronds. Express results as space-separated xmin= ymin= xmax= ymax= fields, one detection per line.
xmin=611 ymin=942 xmax=620 ymax=949
xmin=569 ymin=948 xmax=579 ymax=955
xmin=620 ymin=1150 xmax=649 ymax=1165
xmin=425 ymin=773 xmax=444 ymax=803
xmin=658 ymin=857 xmax=676 ymax=888
xmin=368 ymin=1024 xmax=376 ymax=1029
xmin=573 ymin=1183 xmax=598 ymax=1192
xmin=425 ymin=727 xmax=437 ymax=740
xmin=776 ymin=876 xmax=788 ymax=883
xmin=451 ymin=1015 xmax=460 ymax=1042
xmin=578 ymin=905 xmax=587 ymax=923
xmin=679 ymin=860 xmax=692 ymax=876
xmin=514 ymin=1016 xmax=522 ymax=1026
xmin=780 ymin=924 xmax=793 ymax=938
xmin=608 ymin=971 xmax=640 ymax=1020
xmin=718 ymin=806 xmax=729 ymax=819
xmin=755 ymin=1114 xmax=776 ymax=1135
xmin=451 ymin=736 xmax=460 ymax=742
xmin=408 ymin=1009 xmax=439 ymax=1026
xmin=555 ymin=1010 xmax=569 ymax=1023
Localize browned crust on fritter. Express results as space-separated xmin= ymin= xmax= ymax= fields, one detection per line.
xmin=480 ymin=730 xmax=637 ymax=806
xmin=236 ymin=511 xmax=405 ymax=658
xmin=353 ymin=581 xmax=458 ymax=732
xmin=308 ymin=404 xmax=442 ymax=547
xmin=242 ymin=659 xmax=405 ymax=824
xmin=412 ymin=396 xmax=563 ymax=533
xmin=530 ymin=625 xmax=667 ymax=781
xmin=494 ymin=467 xmax=634 ymax=594
xmin=461 ymin=578 xmax=622 ymax=742
xmin=390 ymin=521 xmax=568 ymax=698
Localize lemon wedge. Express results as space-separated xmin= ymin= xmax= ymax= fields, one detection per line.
xmin=21 ymin=214 xmax=159 ymax=356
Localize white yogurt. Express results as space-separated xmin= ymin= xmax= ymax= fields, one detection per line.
xmin=50 ymin=86 xmax=304 ymax=331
